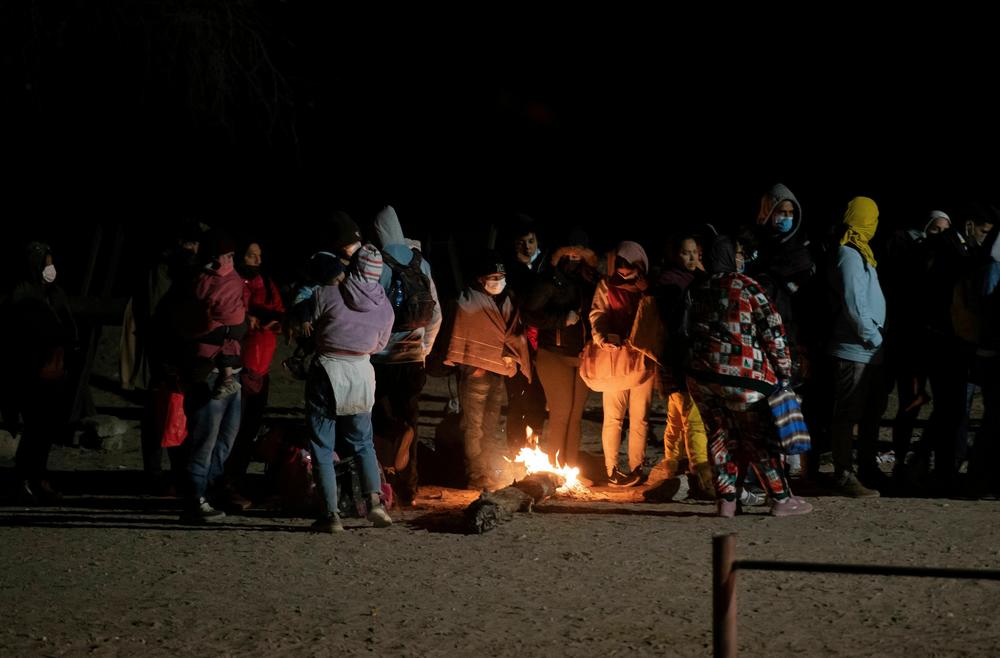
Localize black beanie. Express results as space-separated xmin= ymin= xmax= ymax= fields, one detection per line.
xmin=565 ymin=226 xmax=590 ymax=249
xmin=200 ymin=228 xmax=237 ymax=260
xmin=326 ymin=211 xmax=362 ymax=250
xmin=473 ymin=250 xmax=507 ymax=279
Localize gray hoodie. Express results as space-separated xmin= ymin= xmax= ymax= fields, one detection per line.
xmin=757 ymin=183 xmax=804 ymax=246
xmin=371 ymin=205 xmax=443 ymax=363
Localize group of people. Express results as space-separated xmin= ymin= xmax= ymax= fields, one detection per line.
xmin=2 ymin=187 xmax=997 ymax=526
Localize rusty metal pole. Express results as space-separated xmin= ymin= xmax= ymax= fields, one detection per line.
xmin=713 ymin=533 xmax=737 ymax=658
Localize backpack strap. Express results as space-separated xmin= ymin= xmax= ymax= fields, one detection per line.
xmin=843 ymin=242 xmax=870 ymax=273
xmin=381 ymin=250 xmax=401 ymax=269
xmin=408 ymin=247 xmax=423 ymax=270
xmin=381 ymin=248 xmax=423 ymax=272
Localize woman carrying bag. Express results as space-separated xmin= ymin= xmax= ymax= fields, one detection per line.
xmin=586 ymin=241 xmax=662 ymax=486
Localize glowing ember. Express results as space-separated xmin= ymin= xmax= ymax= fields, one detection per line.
xmin=507 ymin=426 xmax=587 ymax=493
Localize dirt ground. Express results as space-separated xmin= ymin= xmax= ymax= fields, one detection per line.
xmin=1 ymin=331 xmax=999 ymax=657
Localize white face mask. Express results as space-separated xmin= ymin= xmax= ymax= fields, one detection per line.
xmin=42 ymin=264 xmax=57 ymax=283
xmin=483 ymin=278 xmax=506 ymax=295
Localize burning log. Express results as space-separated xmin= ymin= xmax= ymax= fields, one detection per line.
xmin=463 ymin=427 xmax=591 ymax=534
xmin=464 ymin=471 xmax=566 ymax=534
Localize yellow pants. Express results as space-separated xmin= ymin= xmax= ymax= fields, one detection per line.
xmin=663 ymin=391 xmax=708 ymax=468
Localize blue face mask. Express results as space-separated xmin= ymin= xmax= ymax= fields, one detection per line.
xmin=774 ymin=216 xmax=794 ymax=233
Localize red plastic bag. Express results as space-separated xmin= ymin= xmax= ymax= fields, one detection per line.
xmin=155 ymin=388 xmax=188 ymax=448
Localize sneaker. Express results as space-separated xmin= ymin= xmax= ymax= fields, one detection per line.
xmin=367 ymin=504 xmax=393 ymax=528
xmin=770 ymin=495 xmax=813 ymax=517
xmin=183 ymin=497 xmax=226 ymax=523
xmin=739 ymin=488 xmax=767 ymax=507
xmin=607 ymin=465 xmax=641 ymax=487
xmin=311 ymin=513 xmax=345 ymax=533
xmin=832 ymin=471 xmax=881 ymax=498
xmin=211 ymin=376 xmax=241 ymax=400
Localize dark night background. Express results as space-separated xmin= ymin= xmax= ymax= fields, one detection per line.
xmin=2 ymin=4 xmax=998 ymax=298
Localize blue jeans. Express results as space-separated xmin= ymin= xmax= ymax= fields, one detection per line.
xmin=308 ymin=411 xmax=381 ymax=517
xmin=185 ymin=372 xmax=242 ymax=502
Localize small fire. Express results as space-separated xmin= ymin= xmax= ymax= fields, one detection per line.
xmin=508 ymin=426 xmax=587 ymax=493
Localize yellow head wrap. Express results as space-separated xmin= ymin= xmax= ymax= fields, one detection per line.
xmin=840 ymin=196 xmax=879 ymax=267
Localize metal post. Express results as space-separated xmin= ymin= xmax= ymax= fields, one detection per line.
xmin=713 ymin=533 xmax=737 ymax=658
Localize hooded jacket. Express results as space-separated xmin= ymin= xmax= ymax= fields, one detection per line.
xmin=687 ymin=237 xmax=792 ymax=409
xmin=3 ymin=242 xmax=77 ymax=378
xmin=748 ymin=184 xmax=817 ymax=364
xmin=371 ymin=205 xmax=443 ymax=363
xmin=827 ymin=200 xmax=886 ymax=365
xmin=590 ymin=241 xmax=650 ymax=346
xmin=313 ymin=267 xmax=395 ymax=356
xmin=589 ymin=241 xmax=664 ymax=368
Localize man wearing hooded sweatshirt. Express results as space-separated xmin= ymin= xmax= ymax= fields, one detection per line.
xmin=826 ymin=197 xmax=886 ymax=497
xmin=371 ymin=205 xmax=443 ymax=505
xmin=746 ymin=185 xmax=827 ymax=477
xmin=305 ymin=245 xmax=395 ymax=532
xmin=748 ymin=184 xmax=817 ymax=374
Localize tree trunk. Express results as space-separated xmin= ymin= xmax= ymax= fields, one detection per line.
xmin=464 ymin=472 xmax=565 ymax=534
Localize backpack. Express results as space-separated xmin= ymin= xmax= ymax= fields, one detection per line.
xmin=381 ymin=248 xmax=436 ymax=331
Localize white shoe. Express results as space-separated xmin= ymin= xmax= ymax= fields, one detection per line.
xmin=739 ymin=488 xmax=767 ymax=507
xmin=367 ymin=505 xmax=393 ymax=528
xmin=182 ymin=497 xmax=226 ymax=523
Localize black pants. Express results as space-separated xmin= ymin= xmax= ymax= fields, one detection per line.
xmin=924 ymin=340 xmax=973 ymax=485
xmin=14 ymin=377 xmax=71 ymax=481
xmin=829 ymin=358 xmax=888 ymax=477
xmin=372 ymin=362 xmax=427 ymax=501
xmin=141 ymin=382 xmax=187 ymax=481
xmin=504 ymin=364 xmax=547 ymax=450
xmin=224 ymin=372 xmax=271 ymax=483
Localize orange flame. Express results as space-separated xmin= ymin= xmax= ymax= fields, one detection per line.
xmin=508 ymin=429 xmax=586 ymax=493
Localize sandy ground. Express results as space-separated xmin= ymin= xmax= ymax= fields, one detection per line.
xmin=1 ymin=331 xmax=999 ymax=657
